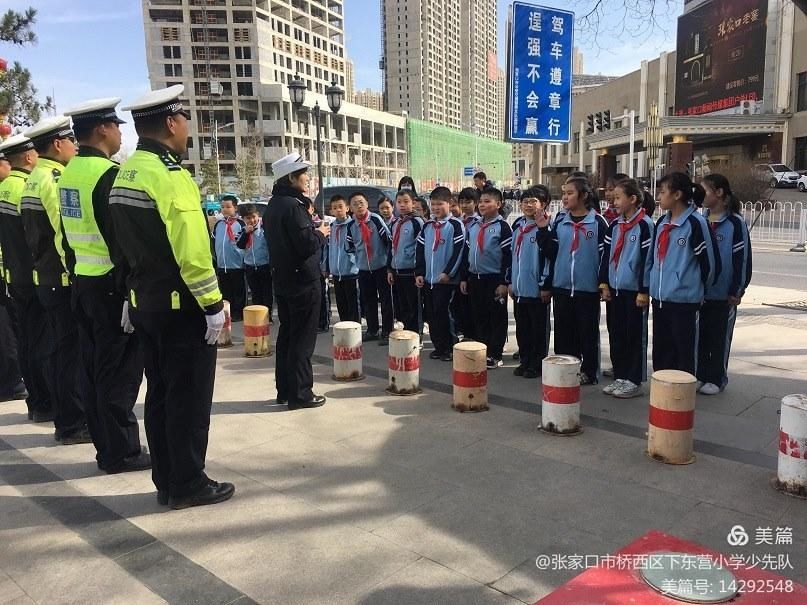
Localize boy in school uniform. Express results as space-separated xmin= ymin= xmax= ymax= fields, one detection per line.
xmin=346 ymin=191 xmax=393 ymax=344
xmin=236 ymin=203 xmax=272 ymax=315
xmin=387 ymin=189 xmax=424 ymax=333
xmin=322 ymin=195 xmax=360 ymax=323
xmin=460 ymin=186 xmax=513 ymax=369
xmin=213 ymin=194 xmax=246 ymax=321
xmin=415 ymin=187 xmax=465 ymax=361
xmin=452 ymin=187 xmax=479 ymax=341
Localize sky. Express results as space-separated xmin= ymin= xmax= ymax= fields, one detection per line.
xmin=2 ymin=0 xmax=682 ymax=149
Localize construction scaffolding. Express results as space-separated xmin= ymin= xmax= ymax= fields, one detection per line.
xmin=406 ymin=119 xmax=512 ymax=192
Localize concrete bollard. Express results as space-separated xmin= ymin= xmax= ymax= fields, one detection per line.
xmin=243 ymin=305 xmax=271 ymax=357
xmin=332 ymin=321 xmax=364 ymax=381
xmin=539 ymin=355 xmax=582 ymax=435
xmin=386 ymin=330 xmax=421 ymax=395
xmin=452 ymin=341 xmax=488 ymax=412
xmin=773 ymin=394 xmax=807 ymax=499
xmin=647 ymin=370 xmax=697 ymax=464
xmin=217 ymin=300 xmax=233 ymax=348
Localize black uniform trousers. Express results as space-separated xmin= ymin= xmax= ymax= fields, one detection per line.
xmin=467 ymin=275 xmax=508 ymax=360
xmin=333 ymin=277 xmax=360 ymax=323
xmin=606 ymin=291 xmax=648 ymax=385
xmin=275 ymin=280 xmax=321 ymax=403
xmin=450 ymin=285 xmax=475 ymax=340
xmin=37 ymin=285 xmax=86 ymax=437
xmin=515 ymin=298 xmax=550 ymax=372
xmin=245 ymin=264 xmax=273 ymax=315
xmin=0 ymin=294 xmax=23 ymax=397
xmin=8 ymin=285 xmax=51 ymax=415
xmin=73 ymin=279 xmax=144 ymax=469
xmin=217 ymin=268 xmax=246 ymax=321
xmin=697 ymin=300 xmax=735 ymax=388
xmin=553 ymin=291 xmax=601 ymax=380
xmin=424 ymin=283 xmax=456 ymax=355
xmin=131 ymin=308 xmax=215 ymax=497
xmin=652 ymin=301 xmax=700 ymax=376
xmin=391 ymin=270 xmax=421 ymax=333
xmin=358 ymin=268 xmax=393 ymax=336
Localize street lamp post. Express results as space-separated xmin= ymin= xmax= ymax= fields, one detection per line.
xmin=212 ymin=120 xmax=235 ymax=195
xmin=287 ymin=76 xmax=345 ymax=217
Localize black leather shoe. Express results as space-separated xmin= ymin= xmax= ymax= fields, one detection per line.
xmin=105 ymin=449 xmax=152 ymax=474
xmin=439 ymin=352 xmax=453 ymax=362
xmin=276 ymin=398 xmax=288 ymax=405
xmin=287 ymin=395 xmax=326 ymax=410
xmin=157 ymin=490 xmax=169 ymax=506
xmin=523 ymin=368 xmax=540 ymax=379
xmin=169 ymin=480 xmax=235 ymax=510
xmin=60 ymin=426 xmax=93 ymax=445
xmin=32 ymin=410 xmax=55 ymax=423
xmin=0 ymin=383 xmax=28 ymax=402
xmin=429 ymin=350 xmax=442 ymax=360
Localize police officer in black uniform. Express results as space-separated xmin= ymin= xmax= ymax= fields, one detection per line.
xmin=264 ymin=152 xmax=330 ymax=408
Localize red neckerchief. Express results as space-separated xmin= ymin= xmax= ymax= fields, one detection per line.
xmin=224 ymin=216 xmax=238 ymax=242
xmin=611 ymin=209 xmax=646 ymax=268
xmin=657 ymin=222 xmax=678 ymax=263
xmin=570 ymin=220 xmax=588 ymax=252
xmin=514 ymin=222 xmax=538 ymax=258
xmin=476 ymin=218 xmax=497 ymax=253
xmin=392 ymin=214 xmax=412 ymax=254
xmin=432 ymin=220 xmax=444 ymax=251
xmin=357 ymin=213 xmax=373 ymax=259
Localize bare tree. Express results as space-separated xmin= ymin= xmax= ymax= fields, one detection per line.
xmin=714 ymin=161 xmax=773 ymax=204
xmin=573 ymin=0 xmax=679 ymax=46
xmin=233 ymin=129 xmax=262 ymax=200
xmin=198 ymin=155 xmax=220 ymax=195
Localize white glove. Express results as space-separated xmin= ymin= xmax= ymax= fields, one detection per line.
xmin=204 ymin=310 xmax=226 ymax=345
xmin=121 ymin=301 xmax=134 ymax=334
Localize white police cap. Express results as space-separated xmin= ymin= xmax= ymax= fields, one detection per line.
xmin=122 ymin=85 xmax=190 ymax=120
xmin=64 ymin=97 xmax=126 ymax=127
xmin=0 ymin=133 xmax=36 ymax=156
xmin=23 ymin=115 xmax=74 ymax=146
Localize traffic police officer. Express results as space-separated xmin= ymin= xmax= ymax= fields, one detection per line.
xmin=109 ymin=85 xmax=234 ymax=509
xmin=0 ymin=135 xmax=53 ymax=423
xmin=22 ymin=116 xmax=89 ymax=445
xmin=60 ymin=98 xmax=150 ymax=473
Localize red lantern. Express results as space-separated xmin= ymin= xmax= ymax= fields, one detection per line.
xmin=0 ymin=123 xmax=12 ymax=138
xmin=0 ymin=58 xmax=7 ymax=72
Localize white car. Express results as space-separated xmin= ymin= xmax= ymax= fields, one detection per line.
xmin=797 ymin=173 xmax=807 ymax=193
xmin=755 ymin=163 xmax=801 ymax=189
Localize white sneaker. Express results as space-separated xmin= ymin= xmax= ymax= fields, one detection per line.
xmin=699 ymin=382 xmax=721 ymax=395
xmin=602 ymin=380 xmax=622 ymax=395
xmin=612 ymin=380 xmax=642 ymax=399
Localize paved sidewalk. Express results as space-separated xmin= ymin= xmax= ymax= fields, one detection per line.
xmin=0 ymin=283 xmax=805 ymax=604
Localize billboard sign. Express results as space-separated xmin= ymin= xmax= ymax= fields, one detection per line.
xmin=507 ymin=2 xmax=574 ymax=143
xmin=674 ymin=0 xmax=768 ymax=117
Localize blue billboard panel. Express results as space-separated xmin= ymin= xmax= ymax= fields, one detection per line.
xmin=507 ymin=2 xmax=574 ymax=143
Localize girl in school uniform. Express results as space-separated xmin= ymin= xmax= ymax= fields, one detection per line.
xmin=646 ymin=172 xmax=718 ymax=376
xmin=696 ymin=174 xmax=752 ymax=395
xmin=536 ymin=176 xmax=609 ymax=385
xmin=598 ymin=178 xmax=655 ymax=398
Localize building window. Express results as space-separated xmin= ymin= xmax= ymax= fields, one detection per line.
xmin=160 ymin=27 xmax=179 ymax=41
xmin=798 ymin=72 xmax=807 ymax=113
xmin=235 ymin=46 xmax=252 ymax=60
xmin=574 ymin=134 xmax=580 ymax=153
xmin=164 ymin=64 xmax=182 ymax=77
xmin=234 ymin=28 xmax=251 ymax=42
xmin=236 ymin=64 xmax=253 ymax=78
xmin=162 ymin=45 xmax=181 ymax=59
xmin=238 ymin=82 xmax=254 ymax=96
xmin=795 ymin=137 xmax=807 ymax=171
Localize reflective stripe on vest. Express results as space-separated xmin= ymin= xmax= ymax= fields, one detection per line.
xmin=58 ymin=155 xmax=115 ymax=277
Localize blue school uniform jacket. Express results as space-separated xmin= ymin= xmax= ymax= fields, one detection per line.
xmin=539 ymin=209 xmax=609 ymax=295
xmin=510 ymin=219 xmax=547 ymax=300
xmin=704 ymin=211 xmax=752 ymax=301
xmin=388 ymin=214 xmax=424 ymax=273
xmin=646 ymin=205 xmax=719 ymax=304
xmin=323 ymin=218 xmax=359 ymax=280
xmin=236 ymin=224 xmax=270 ymax=267
xmin=598 ymin=209 xmax=655 ymax=293
xmin=463 ymin=215 xmax=513 ymax=283
xmin=346 ymin=211 xmax=390 ymax=272
xmin=213 ymin=217 xmax=245 ymax=270
xmin=416 ymin=217 xmax=465 ymax=285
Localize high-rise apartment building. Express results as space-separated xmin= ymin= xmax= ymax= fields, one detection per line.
xmin=345 ymin=57 xmax=356 ymax=100
xmin=354 ymin=89 xmax=384 ymax=111
xmin=381 ymin=0 xmax=499 ymax=138
xmin=142 ymin=0 xmax=406 ymax=189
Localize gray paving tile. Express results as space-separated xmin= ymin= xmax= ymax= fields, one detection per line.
xmin=0 ymin=574 xmax=27 ymax=604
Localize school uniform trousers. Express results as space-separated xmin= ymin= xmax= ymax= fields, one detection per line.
xmin=391 ymin=269 xmax=421 ymax=333
xmin=697 ymin=300 xmax=735 ymax=388
xmin=515 ymin=297 xmax=550 ymax=371
xmin=72 ymin=275 xmax=144 ymax=469
xmin=131 ymin=307 xmax=216 ymax=497
xmin=467 ymin=274 xmax=508 ymax=360
xmin=358 ymin=268 xmax=393 ymax=336
xmin=332 ymin=276 xmax=360 ymax=323
xmin=37 ymin=285 xmax=86 ymax=438
xmin=450 ymin=285 xmax=475 ymax=340
xmin=244 ymin=264 xmax=273 ymax=314
xmin=606 ymin=291 xmax=648 ymax=385
xmin=424 ymin=283 xmax=456 ymax=354
xmin=217 ymin=268 xmax=246 ymax=321
xmin=552 ymin=290 xmax=601 ymax=380
xmin=652 ymin=301 xmax=700 ymax=376
xmin=7 ymin=284 xmax=52 ymax=416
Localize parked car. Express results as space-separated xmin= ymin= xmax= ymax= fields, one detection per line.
xmin=797 ymin=173 xmax=807 ymax=193
xmin=754 ymin=163 xmax=801 ymax=189
xmin=312 ymin=185 xmax=399 ymax=214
